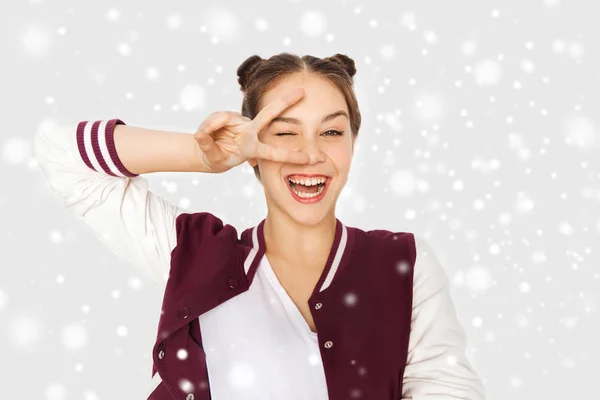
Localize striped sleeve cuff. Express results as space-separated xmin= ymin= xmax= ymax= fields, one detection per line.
xmin=75 ymin=119 xmax=138 ymax=177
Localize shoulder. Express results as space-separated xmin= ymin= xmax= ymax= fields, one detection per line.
xmin=362 ymin=228 xmax=450 ymax=286
xmin=175 ymin=211 xmax=223 ymax=234
xmin=174 ymin=211 xmax=239 ymax=247
xmin=410 ymin=234 xmax=452 ymax=302
xmin=362 ymin=226 xmax=418 ymax=259
xmin=412 ymin=234 xmax=447 ymax=276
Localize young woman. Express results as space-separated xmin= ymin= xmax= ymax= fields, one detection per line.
xmin=34 ymin=53 xmax=485 ymax=399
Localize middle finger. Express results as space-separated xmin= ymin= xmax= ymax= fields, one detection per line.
xmin=249 ymin=87 xmax=305 ymax=135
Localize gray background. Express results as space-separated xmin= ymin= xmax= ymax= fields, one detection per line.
xmin=1 ymin=0 xmax=599 ymax=398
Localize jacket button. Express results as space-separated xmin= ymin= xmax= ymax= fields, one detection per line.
xmin=186 ymin=393 xmax=194 ymax=400
xmin=178 ymin=306 xmax=190 ymax=319
xmin=158 ymin=349 xmax=165 ymax=359
xmin=228 ymin=277 xmax=240 ymax=289
xmin=324 ymin=341 xmax=333 ymax=349
xmin=314 ymin=302 xmax=322 ymax=310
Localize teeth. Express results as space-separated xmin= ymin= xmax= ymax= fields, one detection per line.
xmin=291 ymin=183 xmax=325 ymax=198
xmin=288 ymin=176 xmax=327 ymax=186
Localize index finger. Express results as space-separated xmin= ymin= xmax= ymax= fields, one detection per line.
xmin=249 ymin=87 xmax=305 ymax=134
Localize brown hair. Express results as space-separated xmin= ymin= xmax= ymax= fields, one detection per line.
xmin=236 ymin=52 xmax=362 ymax=183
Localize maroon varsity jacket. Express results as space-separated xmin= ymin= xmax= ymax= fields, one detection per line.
xmin=148 ymin=212 xmax=416 ymax=399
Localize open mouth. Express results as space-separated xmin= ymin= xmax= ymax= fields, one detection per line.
xmin=286 ymin=176 xmax=330 ymax=203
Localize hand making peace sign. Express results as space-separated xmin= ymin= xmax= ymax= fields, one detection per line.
xmin=193 ymin=87 xmax=309 ymax=174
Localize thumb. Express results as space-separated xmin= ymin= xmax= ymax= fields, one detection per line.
xmin=194 ymin=130 xmax=214 ymax=153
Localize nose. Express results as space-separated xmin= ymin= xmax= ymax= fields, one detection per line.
xmin=296 ymin=138 xmax=326 ymax=165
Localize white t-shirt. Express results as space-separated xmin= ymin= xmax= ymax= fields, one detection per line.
xmin=32 ymin=120 xmax=486 ymax=399
xmin=199 ymin=254 xmax=329 ymax=399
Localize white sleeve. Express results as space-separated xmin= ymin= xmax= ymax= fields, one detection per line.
xmin=401 ymin=235 xmax=487 ymax=399
xmin=32 ymin=118 xmax=185 ymax=290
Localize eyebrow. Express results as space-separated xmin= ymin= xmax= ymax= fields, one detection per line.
xmin=268 ymin=110 xmax=349 ymax=127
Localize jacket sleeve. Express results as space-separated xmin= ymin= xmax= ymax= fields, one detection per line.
xmin=32 ymin=118 xmax=185 ymax=290
xmin=401 ymin=235 xmax=486 ymax=399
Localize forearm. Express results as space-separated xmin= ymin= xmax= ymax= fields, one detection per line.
xmin=113 ymin=124 xmax=212 ymax=174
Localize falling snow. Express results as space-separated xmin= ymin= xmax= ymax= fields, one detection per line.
xmin=61 ymin=323 xmax=90 ymax=350
xmin=4 ymin=1 xmax=597 ymax=399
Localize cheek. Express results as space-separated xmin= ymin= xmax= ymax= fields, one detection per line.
xmin=327 ymin=145 xmax=353 ymax=166
xmin=256 ymin=158 xmax=281 ymax=178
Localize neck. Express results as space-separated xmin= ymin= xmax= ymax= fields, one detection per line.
xmin=263 ymin=212 xmax=336 ymax=272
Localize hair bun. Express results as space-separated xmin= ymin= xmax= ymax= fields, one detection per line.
xmin=327 ymin=53 xmax=356 ymax=78
xmin=237 ymin=55 xmax=264 ymax=91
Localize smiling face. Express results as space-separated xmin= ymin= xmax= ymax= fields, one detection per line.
xmin=246 ymin=72 xmax=356 ymax=224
